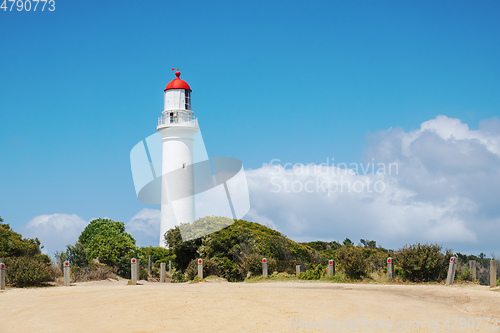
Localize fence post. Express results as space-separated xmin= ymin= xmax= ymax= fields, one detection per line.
xmin=446 ymin=257 xmax=457 ymax=285
xmin=63 ymin=261 xmax=71 ymax=287
xmin=296 ymin=265 xmax=301 ymax=276
xmin=198 ymin=259 xmax=203 ymax=279
xmin=148 ymin=255 xmax=152 ymax=276
xmin=469 ymin=260 xmax=476 ymax=280
xmin=262 ymin=258 xmax=268 ymax=278
xmin=169 ymin=260 xmax=172 ymax=275
xmin=328 ymin=260 xmax=335 ymax=276
xmin=0 ymin=261 xmax=5 ymax=291
xmin=160 ymin=263 xmax=166 ymax=283
xmin=491 ymin=260 xmax=498 ymax=288
xmin=131 ymin=258 xmax=137 ymax=285
xmin=387 ymin=257 xmax=394 ymax=281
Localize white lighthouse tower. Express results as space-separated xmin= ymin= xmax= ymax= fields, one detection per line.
xmin=157 ymin=71 xmax=199 ymax=247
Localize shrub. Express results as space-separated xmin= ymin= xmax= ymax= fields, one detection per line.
xmin=71 ymin=262 xmax=117 ymax=282
xmin=240 ymin=253 xmax=277 ymax=277
xmin=455 ymin=267 xmax=471 ymax=282
xmin=336 ymin=245 xmax=369 ymax=279
xmin=171 ymin=268 xmax=187 ymax=283
xmin=185 ymin=258 xmax=220 ymax=280
xmin=298 ymin=264 xmax=325 ymax=280
xmin=394 ymin=243 xmax=451 ymax=282
xmin=4 ymin=256 xmax=52 ymax=287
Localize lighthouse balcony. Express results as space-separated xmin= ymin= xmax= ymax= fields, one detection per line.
xmin=157 ymin=113 xmax=198 ymax=128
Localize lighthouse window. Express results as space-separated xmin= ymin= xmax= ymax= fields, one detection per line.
xmin=170 ymin=112 xmax=177 ymax=123
xmin=185 ymin=90 xmax=191 ymax=110
xmin=182 ymin=163 xmax=186 ymax=169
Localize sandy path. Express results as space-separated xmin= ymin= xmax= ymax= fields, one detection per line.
xmin=0 ymin=280 xmax=499 ymax=333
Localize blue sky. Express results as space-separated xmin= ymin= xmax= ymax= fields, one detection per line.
xmin=1 ymin=0 xmax=499 ymax=256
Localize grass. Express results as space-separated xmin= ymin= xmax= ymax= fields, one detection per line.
xmin=189 ymin=275 xmax=228 ymax=283
xmin=245 ymin=272 xmax=298 ymax=283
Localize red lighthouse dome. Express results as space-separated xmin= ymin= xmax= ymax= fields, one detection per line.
xmin=164 ymin=71 xmax=191 ymax=91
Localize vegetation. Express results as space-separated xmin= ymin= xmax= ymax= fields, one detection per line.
xmin=0 ymin=219 xmax=53 ymax=286
xmin=4 ymin=256 xmax=52 ymax=287
xmin=298 ymin=264 xmax=325 ymax=280
xmin=2 ymin=214 xmax=496 ymax=287
xmin=76 ymin=218 xmax=139 ymax=276
xmin=166 ymin=218 xmax=319 ymax=282
xmin=336 ymin=245 xmax=369 ymax=279
xmin=394 ymin=243 xmax=452 ymax=282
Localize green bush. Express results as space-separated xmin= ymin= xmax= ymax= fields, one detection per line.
xmin=336 ymin=245 xmax=369 ymax=279
xmin=298 ymin=264 xmax=325 ymax=280
xmin=240 ymin=253 xmax=277 ymax=278
xmin=4 ymin=256 xmax=51 ymax=287
xmin=455 ymin=267 xmax=471 ymax=282
xmin=171 ymin=268 xmax=187 ymax=283
xmin=394 ymin=243 xmax=451 ymax=282
xmin=185 ymin=258 xmax=220 ymax=280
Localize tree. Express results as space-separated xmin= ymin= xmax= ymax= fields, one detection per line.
xmin=360 ymin=239 xmax=377 ymax=249
xmin=165 ymin=225 xmax=200 ymax=271
xmin=77 ymin=219 xmax=139 ymax=276
xmin=0 ymin=223 xmax=43 ymax=258
xmin=343 ymin=238 xmax=353 ymax=246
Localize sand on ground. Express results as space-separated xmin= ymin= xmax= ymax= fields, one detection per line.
xmin=0 ymin=280 xmax=499 ymax=333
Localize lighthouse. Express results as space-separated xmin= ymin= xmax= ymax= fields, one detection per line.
xmin=157 ymin=71 xmax=199 ymax=247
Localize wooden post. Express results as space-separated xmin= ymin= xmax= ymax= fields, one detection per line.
xmin=446 ymin=257 xmax=457 ymax=285
xmin=160 ymin=263 xmax=166 ymax=283
xmin=262 ymin=258 xmax=268 ymax=278
xmin=328 ymin=259 xmax=335 ymax=276
xmin=491 ymin=260 xmax=498 ymax=288
xmin=0 ymin=261 xmax=5 ymax=291
xmin=148 ymin=255 xmax=152 ymax=276
xmin=198 ymin=259 xmax=203 ymax=279
xmin=469 ymin=260 xmax=476 ymax=280
xmin=169 ymin=260 xmax=172 ymax=275
xmin=387 ymin=257 xmax=394 ymax=281
xmin=131 ymin=258 xmax=137 ymax=285
xmin=63 ymin=261 xmax=70 ymax=287
xmin=296 ymin=265 xmax=301 ymax=276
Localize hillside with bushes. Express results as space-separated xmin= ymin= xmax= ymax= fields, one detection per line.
xmin=165 ymin=217 xmax=480 ymax=284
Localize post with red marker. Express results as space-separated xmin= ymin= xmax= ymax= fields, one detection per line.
xmin=63 ymin=261 xmax=71 ymax=287
xmin=387 ymin=257 xmax=394 ymax=281
xmin=131 ymin=258 xmax=138 ymax=285
xmin=446 ymin=256 xmax=457 ymax=285
xmin=328 ymin=259 xmax=335 ymax=276
xmin=262 ymin=258 xmax=268 ymax=278
xmin=0 ymin=259 xmax=5 ymax=290
xmin=198 ymin=259 xmax=203 ymax=279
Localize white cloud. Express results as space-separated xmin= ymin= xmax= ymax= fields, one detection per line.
xmin=126 ymin=208 xmax=161 ymax=247
xmin=244 ymin=116 xmax=500 ymax=254
xmin=22 ymin=214 xmax=88 ymax=257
